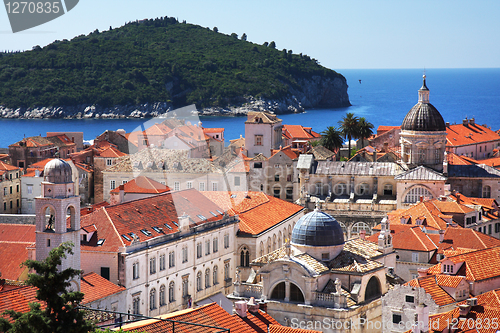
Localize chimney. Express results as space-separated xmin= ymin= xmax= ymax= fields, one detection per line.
xmin=178 ymin=213 xmax=190 ymax=232
xmin=446 ymin=122 xmax=450 ymax=127
xmin=458 ymin=304 xmax=471 ymax=317
xmin=439 ymin=229 xmax=445 ymax=243
xmin=383 ymin=142 xmax=389 ymax=153
xmin=259 ymin=300 xmax=267 ymax=313
xmin=247 ymin=297 xmax=260 ymax=314
xmin=118 ymin=184 xmax=125 ymax=204
xmin=417 ymin=267 xmax=429 ymax=277
xmin=419 ymin=195 xmax=424 ymax=203
xmin=469 ymin=118 xmax=475 ymax=126
xmin=359 ymin=229 xmax=366 ymax=240
xmin=456 ymin=193 xmax=461 ymax=204
xmin=373 ymin=150 xmax=377 ymax=162
xmin=116 ymin=129 xmax=126 ymax=136
xmin=414 ymin=303 xmax=429 ymax=333
xmin=235 ymin=301 xmax=247 ymax=318
xmin=463 ymin=118 xmax=469 ymax=126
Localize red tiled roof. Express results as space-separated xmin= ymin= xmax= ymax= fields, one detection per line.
xmin=376 ymin=125 xmax=400 ymax=135
xmin=110 ymin=176 xmax=170 ymax=194
xmin=446 ymin=152 xmax=477 ymax=165
xmin=80 ymin=272 xmax=125 ymax=304
xmin=0 ymin=161 xmax=19 ymax=172
xmin=201 ymin=191 xmax=304 ymax=235
xmin=143 ymin=123 xmax=172 ymax=137
xmin=81 ymin=189 xmax=225 ymax=250
xmin=0 ymin=224 xmax=35 ymax=281
xmin=446 ymin=123 xmax=500 ymax=147
xmin=0 ymin=284 xmax=41 ymax=320
xmin=96 ymin=146 xmax=127 ymax=158
xmin=9 ymin=136 xmax=53 ymax=148
xmin=386 ymin=200 xmax=457 ymax=230
xmin=368 ymin=223 xmax=500 ymax=255
xmin=428 ymin=246 xmax=500 ymax=282
xmin=405 ymin=275 xmax=456 ymax=306
xmin=271 ymin=145 xmax=301 ymax=160
xmin=270 ymin=325 xmax=321 ymax=333
xmin=478 ymin=156 xmax=500 ymax=168
xmin=282 ymin=125 xmax=321 ymax=141
xmin=80 ymin=201 xmax=109 ymax=217
xmin=120 ymin=302 xmax=311 ymax=333
xmin=120 ymin=302 xmax=252 ymax=333
xmin=428 ymin=303 xmax=500 ymax=333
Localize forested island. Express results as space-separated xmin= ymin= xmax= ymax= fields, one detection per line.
xmin=0 ymin=16 xmax=350 ymax=118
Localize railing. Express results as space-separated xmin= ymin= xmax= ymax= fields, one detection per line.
xmin=243 ymin=283 xmax=263 ymax=295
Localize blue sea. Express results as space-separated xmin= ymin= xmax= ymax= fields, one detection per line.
xmin=0 ymin=68 xmax=499 ymax=148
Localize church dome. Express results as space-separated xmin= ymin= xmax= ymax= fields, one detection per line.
xmin=401 ymin=75 xmax=446 ymax=132
xmin=401 ymin=103 xmax=446 ymax=131
xmin=44 ymin=159 xmax=72 ymax=183
xmin=291 ymin=209 xmax=344 ymax=247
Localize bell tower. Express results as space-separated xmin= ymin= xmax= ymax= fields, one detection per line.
xmin=35 ymin=159 xmax=81 ymax=290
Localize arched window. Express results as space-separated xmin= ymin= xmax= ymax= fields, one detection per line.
xmin=267 ymin=237 xmax=271 ymax=254
xmin=334 ymin=182 xmax=348 ymax=196
xmin=159 ymin=285 xmax=166 ymax=306
xmin=290 ymin=283 xmax=305 ymax=303
xmin=169 ymin=281 xmax=175 ymax=302
xmin=404 ymin=187 xmax=433 ymax=203
xmin=196 ymin=271 xmax=202 ymax=291
xmin=365 ymin=276 xmax=381 ymax=301
xmin=150 ymin=288 xmax=156 ymax=310
xmin=213 ymin=266 xmax=218 ymax=285
xmin=240 ymin=246 xmax=250 ymax=267
xmin=483 ymin=185 xmax=491 ymax=198
xmin=270 ymin=282 xmax=285 ymax=300
xmin=383 ymin=184 xmax=393 ymax=196
xmin=260 ymin=241 xmax=264 ymax=257
xmin=351 ymin=222 xmax=371 ymax=236
xmin=272 ymin=234 xmax=277 ymax=251
xmin=418 ymin=149 xmax=426 ymax=163
xmin=356 ymin=183 xmax=369 ymax=196
xmin=339 ymin=221 xmax=347 ymax=239
xmin=315 ymin=182 xmax=323 ymax=196
xmin=278 ymin=231 xmax=282 ymax=248
xmin=205 ymin=268 xmax=210 ymax=288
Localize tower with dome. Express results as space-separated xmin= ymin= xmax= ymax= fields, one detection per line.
xmin=400 ymin=75 xmax=448 ymax=172
xmin=35 ymin=159 xmax=81 ymax=290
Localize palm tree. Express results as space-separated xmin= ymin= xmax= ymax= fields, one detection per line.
xmin=338 ymin=112 xmax=359 ymax=157
xmin=357 ymin=117 xmax=375 ymax=148
xmin=320 ymin=126 xmax=344 ymax=153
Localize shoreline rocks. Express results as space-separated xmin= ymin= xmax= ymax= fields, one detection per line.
xmin=0 ymin=75 xmax=350 ymax=119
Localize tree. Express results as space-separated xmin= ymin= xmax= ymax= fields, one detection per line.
xmin=269 ymin=41 xmax=276 ymax=49
xmin=320 ymin=126 xmax=344 ymax=153
xmin=241 ymin=33 xmax=247 ymax=41
xmin=338 ymin=112 xmax=359 ymax=157
xmin=357 ymin=117 xmax=374 ymax=149
xmin=213 ymin=27 xmax=218 ymax=33
xmin=0 ymin=243 xmax=94 ymax=333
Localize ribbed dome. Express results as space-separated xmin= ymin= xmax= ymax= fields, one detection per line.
xmin=291 ymin=209 xmax=344 ymax=247
xmin=401 ymin=102 xmax=446 ymax=131
xmin=44 ymin=159 xmax=72 ymax=183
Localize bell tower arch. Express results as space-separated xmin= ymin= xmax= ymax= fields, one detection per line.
xmin=35 ymin=159 xmax=81 ymax=290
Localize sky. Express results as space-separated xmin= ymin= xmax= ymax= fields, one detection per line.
xmin=1 ymin=0 xmax=499 ymax=69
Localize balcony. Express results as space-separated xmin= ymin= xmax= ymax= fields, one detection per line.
xmin=224 ymin=278 xmax=232 ymax=288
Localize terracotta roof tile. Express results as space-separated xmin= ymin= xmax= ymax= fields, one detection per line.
xmin=271 ymin=146 xmax=300 ymax=160
xmin=203 ymin=128 xmax=225 ymax=133
xmin=428 ymin=246 xmax=500 ymax=282
xmin=81 ymin=189 xmax=225 ymax=250
xmin=0 ymin=161 xmax=19 ymax=171
xmin=404 ymin=275 xmax=456 ymax=306
xmin=110 ymin=176 xmax=170 ymax=194
xmin=270 ymin=324 xmax=321 ymax=333
xmin=428 ymin=304 xmax=500 ymax=333
xmin=96 ymin=146 xmax=127 ymax=158
xmin=201 ymin=191 xmax=304 ymax=235
xmin=80 ymin=272 xmax=125 ymax=304
xmin=446 ymin=123 xmax=500 ymax=147
xmin=0 ymin=284 xmax=42 ymax=321
xmin=282 ymin=125 xmax=321 ymax=141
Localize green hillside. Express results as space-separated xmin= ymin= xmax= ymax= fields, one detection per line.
xmin=0 ymin=16 xmax=345 ymax=109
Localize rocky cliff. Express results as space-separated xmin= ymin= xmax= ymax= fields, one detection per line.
xmin=0 ymin=75 xmax=350 ymax=119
